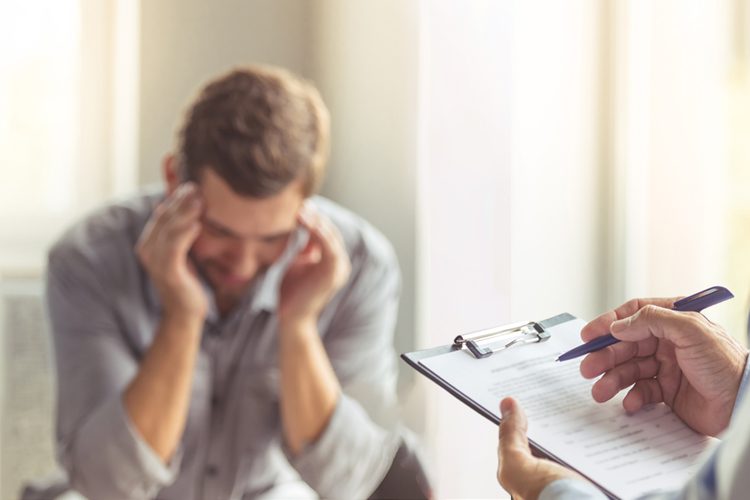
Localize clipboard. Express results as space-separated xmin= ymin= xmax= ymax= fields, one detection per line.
xmin=401 ymin=313 xmax=716 ymax=500
xmin=401 ymin=313 xmax=575 ymax=445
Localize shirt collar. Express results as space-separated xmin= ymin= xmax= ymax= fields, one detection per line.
xmin=247 ymin=225 xmax=309 ymax=314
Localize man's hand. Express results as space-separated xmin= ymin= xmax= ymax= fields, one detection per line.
xmin=135 ymin=182 xmax=208 ymax=320
xmin=276 ymin=206 xmax=348 ymax=454
xmin=497 ymin=397 xmax=583 ymax=499
xmin=278 ymin=205 xmax=351 ymax=326
xmin=580 ymin=298 xmax=748 ymax=436
xmin=126 ymin=182 xmax=209 ymax=462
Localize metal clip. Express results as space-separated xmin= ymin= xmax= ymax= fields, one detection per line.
xmin=453 ymin=321 xmax=550 ymax=359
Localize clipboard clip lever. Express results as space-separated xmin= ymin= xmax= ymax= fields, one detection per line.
xmin=453 ymin=321 xmax=550 ymax=359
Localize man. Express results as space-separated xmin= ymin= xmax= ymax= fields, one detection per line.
xmin=46 ymin=65 xmax=419 ymax=499
xmin=496 ymin=298 xmax=750 ymax=499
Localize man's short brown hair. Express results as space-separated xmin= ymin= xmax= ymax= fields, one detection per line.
xmin=176 ymin=64 xmax=330 ymax=198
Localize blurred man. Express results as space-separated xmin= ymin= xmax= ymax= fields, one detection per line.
xmin=496 ymin=298 xmax=750 ymax=499
xmin=45 ymin=65 xmax=423 ymax=499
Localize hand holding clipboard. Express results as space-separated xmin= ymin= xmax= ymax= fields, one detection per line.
xmin=402 ymin=286 xmax=744 ymax=499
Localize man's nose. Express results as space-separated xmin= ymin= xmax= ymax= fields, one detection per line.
xmin=224 ymin=239 xmax=261 ymax=277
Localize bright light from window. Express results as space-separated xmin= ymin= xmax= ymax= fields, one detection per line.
xmin=0 ymin=1 xmax=80 ymax=216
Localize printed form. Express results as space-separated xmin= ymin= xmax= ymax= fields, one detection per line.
xmin=421 ymin=319 xmax=718 ymax=499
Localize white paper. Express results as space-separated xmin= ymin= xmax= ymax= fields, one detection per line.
xmin=420 ymin=318 xmax=717 ymax=499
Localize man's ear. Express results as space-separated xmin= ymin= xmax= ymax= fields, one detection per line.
xmin=163 ymin=154 xmax=180 ymax=195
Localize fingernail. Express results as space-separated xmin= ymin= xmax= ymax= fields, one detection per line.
xmin=500 ymin=399 xmax=512 ymax=419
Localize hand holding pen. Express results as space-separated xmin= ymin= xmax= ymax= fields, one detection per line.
xmin=557 ymin=286 xmax=734 ymax=361
xmin=571 ymin=286 xmax=748 ymax=437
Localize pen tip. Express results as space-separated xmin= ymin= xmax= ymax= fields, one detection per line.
xmin=555 ymin=357 xmax=560 ymax=362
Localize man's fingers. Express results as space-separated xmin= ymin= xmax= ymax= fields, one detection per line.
xmin=610 ymin=305 xmax=706 ymax=347
xmin=163 ymin=185 xmax=201 ymax=226
xmin=302 ymin=211 xmax=344 ymax=258
xmin=499 ymin=397 xmax=530 ymax=457
xmin=590 ymin=356 xmax=660 ymax=403
xmin=162 ymin=182 xmax=198 ymax=217
xmin=580 ymin=336 xmax=658 ymax=379
xmin=137 ymin=184 xmax=202 ymax=269
xmin=290 ymin=237 xmax=323 ymax=269
xmin=622 ymin=379 xmax=665 ymax=413
xmin=498 ymin=397 xmax=534 ymax=495
xmin=154 ymin=185 xmax=202 ymax=249
xmin=580 ymin=297 xmax=679 ymax=342
xmin=297 ymin=206 xmax=348 ymax=272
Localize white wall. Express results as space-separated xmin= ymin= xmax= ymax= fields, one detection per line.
xmin=509 ymin=1 xmax=605 ymax=322
xmin=607 ymin=1 xmax=732 ymax=326
xmin=418 ymin=1 xmax=605 ymax=497
xmin=138 ymin=0 xmax=314 ymax=185
xmin=310 ymin=0 xmax=420 ymax=387
xmin=418 ymin=2 xmax=514 ymax=496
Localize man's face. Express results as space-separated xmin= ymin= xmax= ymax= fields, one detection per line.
xmin=189 ymin=168 xmax=304 ymax=298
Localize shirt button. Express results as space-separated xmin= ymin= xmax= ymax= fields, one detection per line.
xmin=205 ymin=464 xmax=219 ymax=477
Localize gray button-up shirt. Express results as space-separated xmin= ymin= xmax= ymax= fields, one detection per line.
xmin=45 ymin=190 xmax=402 ymax=500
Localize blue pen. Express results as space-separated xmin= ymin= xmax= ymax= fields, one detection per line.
xmin=556 ymin=285 xmax=734 ymax=362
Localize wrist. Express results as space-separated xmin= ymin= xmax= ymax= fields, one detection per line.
xmin=278 ymin=313 xmax=318 ymax=332
xmin=278 ymin=315 xmax=318 ymax=342
xmin=161 ymin=309 xmax=205 ymax=336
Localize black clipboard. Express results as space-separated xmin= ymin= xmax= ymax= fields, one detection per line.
xmin=401 ymin=313 xmax=618 ymax=499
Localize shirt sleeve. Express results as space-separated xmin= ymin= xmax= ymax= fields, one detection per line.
xmin=286 ymin=230 xmax=403 ymax=498
xmin=539 ymin=479 xmax=607 ymax=500
xmin=668 ymin=351 xmax=750 ymax=500
xmin=46 ymin=243 xmax=179 ymax=499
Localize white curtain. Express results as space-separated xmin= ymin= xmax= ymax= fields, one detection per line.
xmin=0 ymin=0 xmax=138 ymax=273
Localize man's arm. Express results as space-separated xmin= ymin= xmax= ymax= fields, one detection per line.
xmin=48 ymin=184 xmax=207 ymax=499
xmin=47 ymin=250 xmax=182 ymax=500
xmin=277 ymin=207 xmax=403 ymax=498
xmin=125 ymin=183 xmax=207 ymax=461
xmin=276 ymin=208 xmax=348 ymax=455
xmin=122 ymin=313 xmax=202 ymax=461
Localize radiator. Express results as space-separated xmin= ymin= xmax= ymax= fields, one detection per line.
xmin=0 ymin=278 xmax=58 ymax=500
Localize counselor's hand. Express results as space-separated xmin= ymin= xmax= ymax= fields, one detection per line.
xmin=580 ymin=298 xmax=748 ymax=436
xmin=497 ymin=397 xmax=582 ymax=499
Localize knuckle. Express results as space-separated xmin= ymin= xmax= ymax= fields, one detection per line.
xmin=624 ymin=298 xmax=640 ymax=311
xmin=642 ymin=304 xmax=658 ymax=314
xmin=683 ymin=311 xmax=706 ymax=325
xmin=639 ymin=304 xmax=661 ymax=320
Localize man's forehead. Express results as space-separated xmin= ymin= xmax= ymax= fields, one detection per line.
xmin=200 ymin=212 xmax=295 ymax=239
xmin=194 ymin=168 xmax=305 ymax=236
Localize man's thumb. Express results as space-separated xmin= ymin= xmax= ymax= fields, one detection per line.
xmin=499 ymin=397 xmax=529 ymax=454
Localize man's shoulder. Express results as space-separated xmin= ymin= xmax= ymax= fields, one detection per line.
xmin=310 ymin=196 xmax=398 ymax=272
xmin=48 ymin=189 xmax=162 ymax=274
